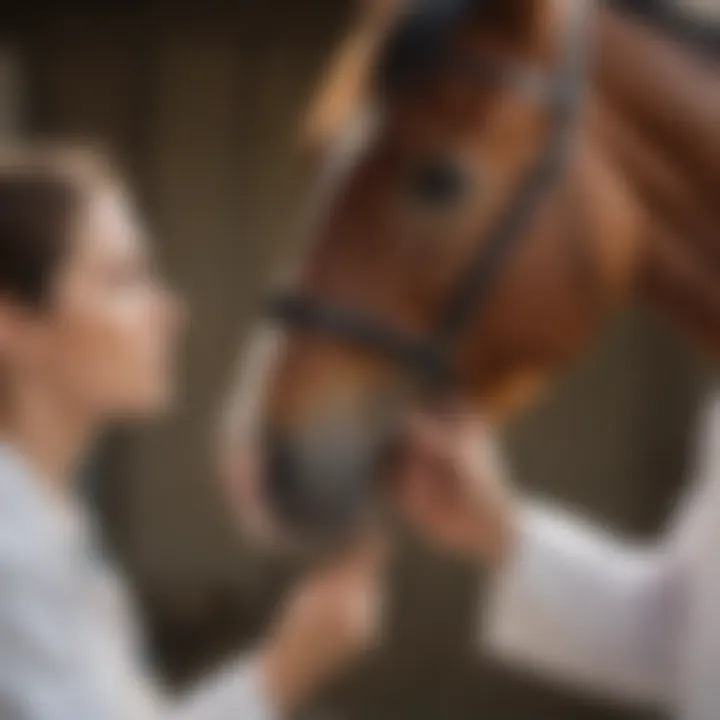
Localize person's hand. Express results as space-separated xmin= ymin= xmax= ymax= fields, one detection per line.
xmin=392 ymin=407 xmax=518 ymax=568
xmin=260 ymin=538 xmax=386 ymax=714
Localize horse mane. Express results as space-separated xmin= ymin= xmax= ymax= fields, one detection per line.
xmin=375 ymin=0 xmax=539 ymax=97
xmin=607 ymin=0 xmax=719 ymax=60
xmin=376 ymin=0 xmax=718 ymax=99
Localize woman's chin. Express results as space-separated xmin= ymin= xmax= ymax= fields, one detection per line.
xmin=110 ymin=383 xmax=179 ymax=422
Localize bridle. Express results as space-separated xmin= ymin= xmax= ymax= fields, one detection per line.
xmin=268 ymin=1 xmax=593 ymax=387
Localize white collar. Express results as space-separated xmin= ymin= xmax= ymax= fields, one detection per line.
xmin=0 ymin=442 xmax=93 ymax=559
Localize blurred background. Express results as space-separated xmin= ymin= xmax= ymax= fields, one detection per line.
xmin=0 ymin=1 xmax=717 ymax=718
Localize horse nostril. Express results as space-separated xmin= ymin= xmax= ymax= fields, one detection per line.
xmin=265 ymin=431 xmax=308 ymax=530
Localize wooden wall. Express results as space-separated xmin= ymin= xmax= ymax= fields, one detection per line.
xmin=18 ymin=3 xmax=715 ymax=718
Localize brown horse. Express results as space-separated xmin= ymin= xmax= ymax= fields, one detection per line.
xmin=224 ymin=0 xmax=719 ymax=547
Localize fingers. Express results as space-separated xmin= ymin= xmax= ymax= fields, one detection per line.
xmin=404 ymin=401 xmax=487 ymax=452
xmin=316 ymin=530 xmax=389 ymax=590
xmin=294 ymin=532 xmax=388 ymax=663
xmin=397 ymin=409 xmax=473 ymax=490
xmin=405 ymin=412 xmax=454 ymax=457
xmin=264 ymin=536 xmax=387 ymax=714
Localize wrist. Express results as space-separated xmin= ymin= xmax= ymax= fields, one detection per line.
xmin=260 ymin=637 xmax=323 ymax=717
xmin=260 ymin=643 xmax=298 ymax=716
xmin=479 ymin=501 xmax=520 ymax=572
xmin=239 ymin=652 xmax=284 ymax=720
xmin=493 ymin=509 xmax=520 ymax=570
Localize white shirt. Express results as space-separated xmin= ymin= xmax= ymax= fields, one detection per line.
xmin=0 ymin=445 xmax=277 ymax=720
xmin=485 ymin=397 xmax=720 ymax=720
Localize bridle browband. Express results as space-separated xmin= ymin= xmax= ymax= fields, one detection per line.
xmin=268 ymin=1 xmax=593 ymax=386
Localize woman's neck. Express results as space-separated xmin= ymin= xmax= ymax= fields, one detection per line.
xmin=0 ymin=383 xmax=97 ymax=493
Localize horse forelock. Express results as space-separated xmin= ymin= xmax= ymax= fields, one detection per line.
xmin=375 ymin=0 xmax=547 ymax=97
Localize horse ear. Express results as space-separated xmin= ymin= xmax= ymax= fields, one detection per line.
xmin=495 ymin=0 xmax=548 ymax=28
xmin=377 ymin=0 xmax=473 ymax=95
xmin=484 ymin=0 xmax=560 ymax=51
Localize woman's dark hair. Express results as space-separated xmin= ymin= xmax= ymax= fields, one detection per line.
xmin=0 ymin=145 xmax=112 ymax=307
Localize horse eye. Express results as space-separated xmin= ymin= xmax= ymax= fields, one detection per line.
xmin=409 ymin=158 xmax=471 ymax=207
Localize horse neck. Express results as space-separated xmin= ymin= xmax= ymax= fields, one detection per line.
xmin=589 ymin=6 xmax=718 ymax=231
xmin=460 ymin=5 xmax=719 ymax=419
xmin=578 ymin=5 xmax=720 ymax=361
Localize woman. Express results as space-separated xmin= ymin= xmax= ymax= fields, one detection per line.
xmin=0 ymin=145 xmax=383 ymax=720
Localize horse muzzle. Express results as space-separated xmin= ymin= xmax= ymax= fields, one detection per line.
xmin=227 ymin=409 xmax=399 ymax=553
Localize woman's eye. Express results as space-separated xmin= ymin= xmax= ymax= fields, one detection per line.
xmin=408 ymin=157 xmax=471 ymax=208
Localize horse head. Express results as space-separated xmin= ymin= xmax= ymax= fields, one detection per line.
xmin=224 ymin=0 xmax=719 ymax=549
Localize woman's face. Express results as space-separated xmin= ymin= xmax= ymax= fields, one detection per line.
xmin=15 ymin=182 xmax=184 ymax=421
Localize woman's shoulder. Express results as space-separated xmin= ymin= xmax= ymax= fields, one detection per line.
xmin=0 ymin=447 xmax=72 ymax=579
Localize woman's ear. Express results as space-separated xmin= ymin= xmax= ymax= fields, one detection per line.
xmin=0 ymin=300 xmax=41 ymax=370
xmin=0 ymin=304 xmax=10 ymax=358
xmin=0 ymin=303 xmax=20 ymax=373
xmin=0 ymin=301 xmax=22 ymax=358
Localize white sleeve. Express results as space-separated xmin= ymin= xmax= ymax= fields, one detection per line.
xmin=483 ymin=503 xmax=686 ymax=708
xmin=0 ymin=555 xmax=278 ymax=720
xmin=483 ymin=397 xmax=720 ymax=708
xmin=171 ymin=654 xmax=277 ymax=720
